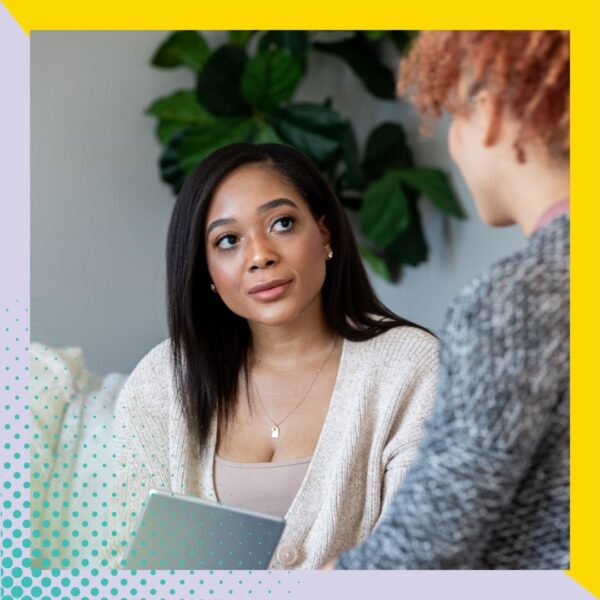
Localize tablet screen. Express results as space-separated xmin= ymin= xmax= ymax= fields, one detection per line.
xmin=124 ymin=489 xmax=286 ymax=570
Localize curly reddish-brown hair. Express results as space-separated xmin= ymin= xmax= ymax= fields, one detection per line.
xmin=398 ymin=31 xmax=570 ymax=163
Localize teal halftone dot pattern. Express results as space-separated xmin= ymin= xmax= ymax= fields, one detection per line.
xmin=2 ymin=301 xmax=33 ymax=595
xmin=1 ymin=299 xmax=299 ymax=599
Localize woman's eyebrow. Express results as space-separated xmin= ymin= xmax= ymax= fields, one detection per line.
xmin=206 ymin=217 xmax=236 ymax=236
xmin=258 ymin=198 xmax=299 ymax=213
xmin=206 ymin=199 xmax=299 ymax=236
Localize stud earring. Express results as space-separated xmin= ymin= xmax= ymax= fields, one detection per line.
xmin=210 ymin=283 xmax=216 ymax=292
xmin=327 ymin=250 xmax=334 ymax=260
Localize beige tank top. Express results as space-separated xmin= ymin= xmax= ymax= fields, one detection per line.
xmin=214 ymin=455 xmax=312 ymax=519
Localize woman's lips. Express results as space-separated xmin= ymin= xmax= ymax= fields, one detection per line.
xmin=248 ymin=279 xmax=293 ymax=302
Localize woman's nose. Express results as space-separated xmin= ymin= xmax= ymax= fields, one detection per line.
xmin=247 ymin=235 xmax=279 ymax=272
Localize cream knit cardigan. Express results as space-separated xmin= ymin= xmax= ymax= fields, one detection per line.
xmin=103 ymin=326 xmax=438 ymax=569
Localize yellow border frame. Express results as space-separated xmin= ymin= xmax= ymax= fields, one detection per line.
xmin=5 ymin=2 xmax=597 ymax=596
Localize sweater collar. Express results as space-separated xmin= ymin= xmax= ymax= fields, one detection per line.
xmin=533 ymin=197 xmax=570 ymax=233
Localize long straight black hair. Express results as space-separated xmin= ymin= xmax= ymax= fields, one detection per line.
xmin=166 ymin=143 xmax=429 ymax=452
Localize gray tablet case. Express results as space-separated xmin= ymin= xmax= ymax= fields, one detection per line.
xmin=125 ymin=489 xmax=286 ymax=570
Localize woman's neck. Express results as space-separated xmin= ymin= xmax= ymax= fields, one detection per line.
xmin=248 ymin=299 xmax=335 ymax=370
xmin=511 ymin=172 xmax=569 ymax=237
xmin=498 ymin=145 xmax=570 ymax=237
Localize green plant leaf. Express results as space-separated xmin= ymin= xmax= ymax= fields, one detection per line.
xmin=159 ymin=141 xmax=188 ymax=192
xmin=337 ymin=123 xmax=364 ymax=190
xmin=145 ymin=90 xmax=211 ymax=123
xmin=395 ymin=168 xmax=466 ymax=218
xmin=363 ymin=122 xmax=414 ymax=181
xmin=389 ymin=31 xmax=417 ymax=55
xmin=196 ymin=45 xmax=251 ymax=117
xmin=146 ymin=90 xmax=220 ymax=145
xmin=241 ymin=49 xmax=303 ymax=112
xmin=156 ymin=121 xmax=186 ymax=145
xmin=151 ymin=31 xmax=210 ymax=72
xmin=384 ymin=201 xmax=429 ymax=268
xmin=271 ymin=102 xmax=343 ymax=130
xmin=313 ymin=33 xmax=396 ymax=99
xmin=364 ymin=31 xmax=387 ymax=41
xmin=159 ymin=119 xmax=255 ymax=193
xmin=358 ymin=245 xmax=393 ymax=282
xmin=177 ymin=120 xmax=256 ymax=173
xmin=250 ymin=122 xmax=282 ymax=144
xmin=268 ymin=103 xmax=344 ymax=165
xmin=269 ymin=118 xmax=339 ymax=166
xmin=258 ymin=31 xmax=309 ymax=69
xmin=360 ymin=173 xmax=412 ymax=248
xmin=229 ymin=31 xmax=257 ymax=46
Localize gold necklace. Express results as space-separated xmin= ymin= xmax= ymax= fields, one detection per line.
xmin=252 ymin=338 xmax=338 ymax=439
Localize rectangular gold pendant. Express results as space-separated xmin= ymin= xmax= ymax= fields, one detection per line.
xmin=271 ymin=425 xmax=280 ymax=439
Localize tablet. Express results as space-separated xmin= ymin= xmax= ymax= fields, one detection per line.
xmin=124 ymin=489 xmax=286 ymax=570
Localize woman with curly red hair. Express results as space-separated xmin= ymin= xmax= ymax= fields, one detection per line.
xmin=325 ymin=30 xmax=570 ymax=569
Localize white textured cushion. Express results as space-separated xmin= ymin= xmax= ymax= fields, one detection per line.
xmin=31 ymin=343 xmax=127 ymax=568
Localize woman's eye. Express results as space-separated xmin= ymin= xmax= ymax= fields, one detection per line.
xmin=216 ymin=234 xmax=239 ymax=250
xmin=272 ymin=216 xmax=295 ymax=232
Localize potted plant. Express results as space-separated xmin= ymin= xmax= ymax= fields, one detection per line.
xmin=146 ymin=30 xmax=465 ymax=281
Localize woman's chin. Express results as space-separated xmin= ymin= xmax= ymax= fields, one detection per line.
xmin=240 ymin=290 xmax=324 ymax=330
xmin=472 ymin=201 xmax=515 ymax=229
xmin=248 ymin=310 xmax=301 ymax=328
xmin=245 ymin=301 xmax=313 ymax=329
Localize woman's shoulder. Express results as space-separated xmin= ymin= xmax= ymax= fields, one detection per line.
xmin=445 ymin=234 xmax=569 ymax=340
xmin=131 ymin=338 xmax=173 ymax=374
xmin=337 ymin=325 xmax=439 ymax=427
xmin=345 ymin=324 xmax=439 ymax=377
xmin=359 ymin=323 xmax=437 ymax=356
xmin=117 ymin=338 xmax=175 ymax=418
xmin=124 ymin=338 xmax=173 ymax=388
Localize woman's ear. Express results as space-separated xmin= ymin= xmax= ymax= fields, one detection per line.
xmin=466 ymin=88 xmax=491 ymax=123
xmin=317 ymin=215 xmax=332 ymax=249
xmin=469 ymin=89 xmax=501 ymax=146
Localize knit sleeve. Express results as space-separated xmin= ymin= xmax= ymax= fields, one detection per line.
xmin=336 ymin=269 xmax=568 ymax=569
xmin=100 ymin=347 xmax=172 ymax=568
xmin=379 ymin=348 xmax=438 ymax=519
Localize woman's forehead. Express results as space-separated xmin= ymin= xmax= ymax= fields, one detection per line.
xmin=206 ymin=164 xmax=309 ymax=221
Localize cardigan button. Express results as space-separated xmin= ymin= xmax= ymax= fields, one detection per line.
xmin=276 ymin=544 xmax=299 ymax=566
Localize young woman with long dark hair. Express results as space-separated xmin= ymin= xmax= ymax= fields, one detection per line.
xmin=103 ymin=143 xmax=438 ymax=569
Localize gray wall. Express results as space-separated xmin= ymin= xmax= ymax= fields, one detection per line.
xmin=31 ymin=31 xmax=524 ymax=376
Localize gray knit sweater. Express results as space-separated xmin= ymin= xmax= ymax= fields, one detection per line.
xmin=337 ymin=215 xmax=570 ymax=570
